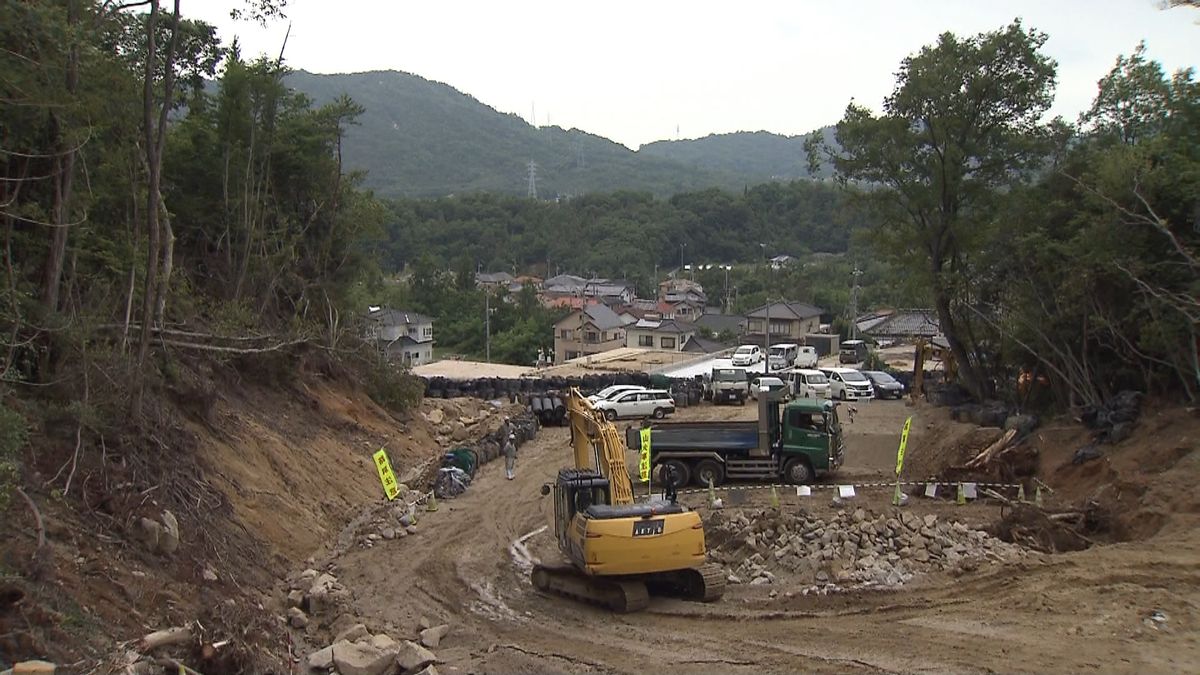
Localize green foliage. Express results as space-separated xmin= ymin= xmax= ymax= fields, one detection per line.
xmin=0 ymin=406 xmax=29 ymax=510
xmin=640 ymin=128 xmax=838 ymax=181
xmin=363 ymin=357 xmax=425 ymax=413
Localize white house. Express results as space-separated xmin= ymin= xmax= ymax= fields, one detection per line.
xmin=366 ymin=308 xmax=435 ymax=365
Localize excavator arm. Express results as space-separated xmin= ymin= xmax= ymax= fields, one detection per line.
xmin=566 ymin=389 xmax=634 ymax=506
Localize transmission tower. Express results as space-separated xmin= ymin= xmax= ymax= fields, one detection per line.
xmin=526 ymin=159 xmax=538 ymax=199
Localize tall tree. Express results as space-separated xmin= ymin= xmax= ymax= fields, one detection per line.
xmin=810 ymin=21 xmax=1057 ymax=399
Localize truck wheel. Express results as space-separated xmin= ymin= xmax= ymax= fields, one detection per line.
xmin=653 ymin=407 xmax=667 ymax=419
xmin=784 ymin=458 xmax=813 ymax=485
xmin=693 ymin=460 xmax=724 ymax=487
xmin=661 ymin=460 xmax=690 ymax=489
xmin=605 ymin=409 xmax=617 ymax=421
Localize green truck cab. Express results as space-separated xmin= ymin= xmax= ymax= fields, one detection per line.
xmin=624 ymin=392 xmax=845 ymax=487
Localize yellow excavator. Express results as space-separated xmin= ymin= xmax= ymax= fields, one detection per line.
xmin=532 ymin=389 xmax=725 ymax=612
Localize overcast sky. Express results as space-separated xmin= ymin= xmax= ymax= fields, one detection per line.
xmin=189 ymin=0 xmax=1198 ymax=149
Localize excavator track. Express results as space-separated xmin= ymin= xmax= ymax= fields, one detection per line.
xmin=689 ymin=563 xmax=728 ymax=602
xmin=531 ymin=564 xmax=650 ymax=613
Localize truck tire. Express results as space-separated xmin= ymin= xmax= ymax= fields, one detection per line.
xmin=693 ymin=460 xmax=724 ymax=488
xmin=660 ymin=460 xmax=690 ymax=489
xmin=784 ymin=458 xmax=814 ymax=485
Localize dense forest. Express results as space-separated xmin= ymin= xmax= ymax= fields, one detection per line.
xmin=286 ymin=70 xmax=836 ymax=198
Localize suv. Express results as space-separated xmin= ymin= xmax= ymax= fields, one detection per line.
xmin=820 ymin=367 xmax=875 ymax=401
xmin=731 ymin=345 xmax=763 ymax=367
xmin=862 ymin=371 xmax=904 ymax=399
xmin=593 ymin=389 xmax=676 ymax=420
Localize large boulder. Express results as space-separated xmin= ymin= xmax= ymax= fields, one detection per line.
xmin=396 ymin=640 xmax=437 ymax=673
xmin=332 ymin=638 xmax=397 ymax=675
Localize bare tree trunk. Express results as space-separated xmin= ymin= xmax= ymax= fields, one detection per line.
xmin=931 ymin=269 xmax=989 ymax=401
xmin=39 ymin=0 xmax=81 ymax=318
xmin=132 ymin=0 xmax=182 ymax=418
xmin=154 ymin=192 xmax=173 ymax=325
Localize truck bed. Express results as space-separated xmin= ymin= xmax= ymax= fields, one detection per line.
xmin=625 ymin=421 xmax=759 ymax=452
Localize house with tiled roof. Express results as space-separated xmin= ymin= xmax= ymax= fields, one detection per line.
xmin=553 ymin=303 xmax=628 ymax=363
xmin=366 ymin=307 xmax=434 ymax=365
xmin=626 ymin=318 xmax=698 ymax=352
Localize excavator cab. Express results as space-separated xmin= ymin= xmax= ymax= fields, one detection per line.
xmin=548 ymin=468 xmax=611 ymax=552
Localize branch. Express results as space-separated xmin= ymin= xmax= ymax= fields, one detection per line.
xmin=14 ymin=488 xmax=46 ymax=553
xmin=157 ymin=337 xmax=312 ymax=354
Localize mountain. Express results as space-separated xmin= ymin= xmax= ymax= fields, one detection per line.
xmin=639 ymin=128 xmax=837 ymax=183
xmin=284 ymin=70 xmax=833 ymax=199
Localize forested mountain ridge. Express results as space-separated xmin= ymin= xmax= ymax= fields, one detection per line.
xmin=284 ymin=70 xmax=829 ymax=198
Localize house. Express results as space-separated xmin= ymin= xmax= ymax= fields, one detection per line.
xmin=553 ymin=303 xmax=628 ymax=363
xmin=542 ymin=274 xmax=636 ymax=306
xmin=659 ymin=278 xmax=707 ymax=304
xmin=366 ymin=307 xmax=434 ymax=366
xmin=475 ymin=271 xmax=514 ymax=291
xmin=696 ymin=309 xmax=746 ymax=337
xmin=681 ymin=335 xmax=730 ymax=354
xmin=744 ymin=301 xmax=823 ymax=343
xmin=625 ymin=318 xmax=698 ymax=352
xmin=860 ymin=309 xmax=941 ymax=341
xmin=770 ymin=254 xmax=796 ymax=269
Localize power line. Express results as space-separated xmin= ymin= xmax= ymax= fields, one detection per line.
xmin=526 ymin=159 xmax=538 ymax=199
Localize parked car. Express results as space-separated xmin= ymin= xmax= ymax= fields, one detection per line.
xmin=592 ymin=389 xmax=676 ymax=420
xmin=820 ymin=367 xmax=875 ymax=400
xmin=750 ymin=376 xmax=789 ymax=400
xmin=587 ymin=384 xmax=645 ymax=403
xmin=787 ymin=369 xmax=830 ymax=399
xmin=794 ymin=345 xmax=819 ymax=369
xmin=862 ymin=371 xmax=905 ymax=399
xmin=839 ymin=339 xmax=868 ymax=364
xmin=768 ymin=343 xmax=800 ymax=371
xmin=731 ymin=345 xmax=764 ymax=367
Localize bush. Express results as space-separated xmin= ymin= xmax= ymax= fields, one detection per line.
xmin=0 ymin=406 xmax=29 ymax=510
xmin=366 ymin=365 xmax=425 ymax=413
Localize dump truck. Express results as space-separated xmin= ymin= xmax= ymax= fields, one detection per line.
xmin=707 ymin=366 xmax=749 ymax=405
xmin=625 ymin=391 xmax=844 ymax=486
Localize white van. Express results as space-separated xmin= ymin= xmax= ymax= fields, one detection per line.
xmin=821 ymin=367 xmax=875 ymax=400
xmin=794 ymin=345 xmax=818 ymax=369
xmin=788 ymin=369 xmax=830 ymax=398
xmin=768 ymin=343 xmax=799 ymax=371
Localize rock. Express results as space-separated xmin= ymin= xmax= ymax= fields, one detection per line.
xmin=137 ymin=517 xmax=162 ymax=551
xmin=419 ymin=624 xmax=450 ymax=649
xmin=332 ymin=639 xmax=394 ymax=675
xmin=287 ymin=589 xmax=305 ymax=607
xmin=335 ymin=623 xmax=370 ymax=643
xmin=159 ymin=510 xmax=180 ymax=554
xmin=371 ymin=634 xmax=399 ymax=653
xmin=288 ymin=607 xmax=309 ymax=628
xmin=202 ymin=567 xmax=218 ymax=582
xmin=451 ymin=423 xmax=468 ymax=442
xmin=13 ymin=662 xmax=57 ymax=675
xmin=308 ymin=645 xmax=335 ymax=671
xmin=382 ymin=528 xmax=396 ymax=540
xmin=852 ymin=508 xmax=866 ymax=523
xmin=396 ymin=640 xmax=437 ymax=673
xmin=815 ymin=570 xmax=829 ymax=583
xmin=923 ymin=514 xmax=938 ymax=528
xmin=427 ymin=408 xmax=445 ymax=425
xmin=749 ymin=576 xmax=770 ymax=585
xmin=300 ymin=568 xmax=319 ymax=580
xmin=412 ymin=667 xmax=439 ymax=675
xmin=418 ymin=616 xmax=433 ymax=630
xmin=914 ymin=549 xmax=930 ymax=563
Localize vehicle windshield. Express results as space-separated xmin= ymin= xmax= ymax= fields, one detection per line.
xmin=713 ymin=369 xmax=743 ymax=381
xmin=806 ymin=374 xmax=828 ymax=384
xmin=870 ymin=372 xmax=897 ymax=383
xmin=760 ymin=379 xmax=784 ymax=388
xmin=842 ymin=370 xmax=869 ymax=382
xmin=734 ymin=346 xmax=754 ymax=355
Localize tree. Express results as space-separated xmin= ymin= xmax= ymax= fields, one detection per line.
xmin=811 ymin=21 xmax=1057 ymax=400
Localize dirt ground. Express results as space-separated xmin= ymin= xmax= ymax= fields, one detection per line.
xmin=302 ymin=398 xmax=1200 ymax=674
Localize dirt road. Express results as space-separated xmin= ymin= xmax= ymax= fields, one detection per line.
xmin=323 ymin=402 xmax=1200 ymax=674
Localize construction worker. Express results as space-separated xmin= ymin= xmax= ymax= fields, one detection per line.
xmin=504 ymin=432 xmax=518 ymax=480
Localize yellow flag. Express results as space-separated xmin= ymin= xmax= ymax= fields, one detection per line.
xmin=373 ymin=448 xmax=400 ymax=501
xmin=639 ymin=428 xmax=652 ymax=482
xmin=895 ymin=416 xmax=913 ymax=476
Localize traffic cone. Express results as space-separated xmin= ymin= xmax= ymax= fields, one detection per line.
xmin=770 ymin=485 xmax=780 ymax=510
xmin=426 ymin=492 xmax=439 ymax=512
xmin=1017 ymin=483 xmax=1026 ymax=502
xmin=1034 ymin=485 xmax=1043 ymax=508
xmin=707 ymin=477 xmax=717 ymax=508
xmin=956 ymin=483 xmax=966 ymax=505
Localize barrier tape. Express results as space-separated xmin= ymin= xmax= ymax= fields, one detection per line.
xmin=676 ymin=481 xmax=1019 ymax=497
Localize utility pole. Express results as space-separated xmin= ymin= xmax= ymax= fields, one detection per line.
xmin=764 ymin=297 xmax=771 ymax=368
xmin=848 ymin=264 xmax=863 ymax=340
xmin=485 ymin=293 xmax=492 ymax=363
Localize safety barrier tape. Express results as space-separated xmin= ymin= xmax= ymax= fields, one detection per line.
xmin=676 ymin=481 xmax=1019 ymax=496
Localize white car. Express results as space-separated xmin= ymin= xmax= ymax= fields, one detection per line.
xmin=788 ymin=369 xmax=830 ymax=398
xmin=587 ymin=385 xmax=645 ymax=403
xmin=731 ymin=345 xmax=763 ymax=367
xmin=750 ymin=376 xmax=788 ymax=400
xmin=592 ymin=389 xmax=676 ymax=420
xmin=768 ymin=343 xmax=799 ymax=371
xmin=820 ymin=367 xmax=875 ymax=401
xmin=793 ymin=346 xmax=818 ymax=369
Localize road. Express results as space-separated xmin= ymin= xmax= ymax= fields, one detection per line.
xmin=320 ymin=401 xmax=1200 ymax=674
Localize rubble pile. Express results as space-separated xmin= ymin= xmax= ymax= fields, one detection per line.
xmin=302 ymin=617 xmax=447 ymax=675
xmin=708 ymin=507 xmax=1027 ymax=595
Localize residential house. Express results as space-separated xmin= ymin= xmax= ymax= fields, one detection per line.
xmin=860 ymin=309 xmax=940 ymax=342
xmin=366 ymin=308 xmax=434 ymax=365
xmin=625 ymin=318 xmax=698 ymax=352
xmin=553 ymin=303 xmax=628 ymax=363
xmin=475 ymin=271 xmax=514 ymax=291
xmin=744 ymin=301 xmax=823 ymax=344
xmin=696 ymin=309 xmax=746 ymax=338
xmin=770 ymin=254 xmax=796 ymax=269
xmin=681 ymin=335 xmax=730 ymax=354
xmin=542 ymin=274 xmax=636 ymax=307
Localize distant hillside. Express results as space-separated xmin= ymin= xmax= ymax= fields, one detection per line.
xmin=286 ymin=70 xmax=748 ymax=198
xmin=638 ymin=128 xmax=837 ymax=182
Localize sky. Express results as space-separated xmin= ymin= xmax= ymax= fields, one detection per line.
xmin=189 ymin=0 xmax=1199 ymax=149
